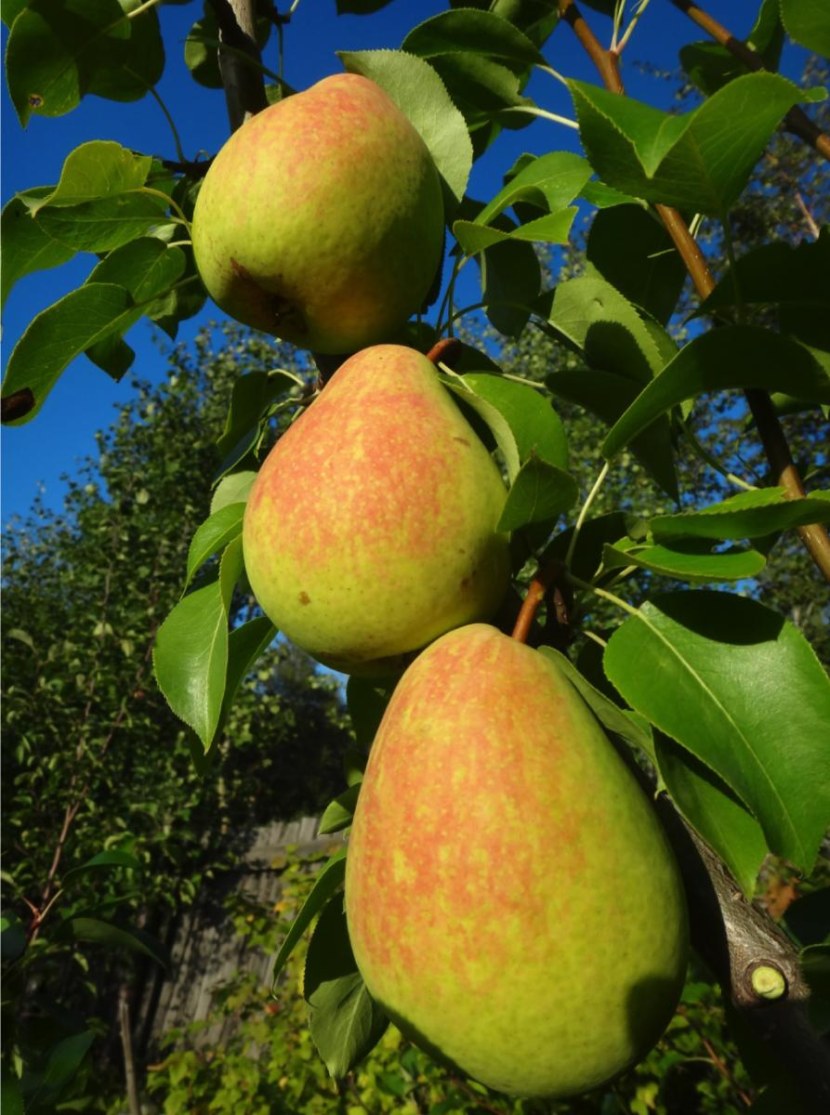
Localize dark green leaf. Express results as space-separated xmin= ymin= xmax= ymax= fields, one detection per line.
xmin=318 ymin=784 xmax=361 ymax=835
xmin=454 ymin=208 xmax=576 ymax=252
xmin=655 ymin=734 xmax=768 ymax=897
xmin=539 ymin=647 xmax=656 ymax=763
xmin=475 ymin=151 xmax=592 ymax=228
xmin=305 ymin=896 xmax=388 ymax=1078
xmin=604 ymin=591 xmax=830 ymax=871
xmin=6 ymin=0 xmax=164 ymax=126
xmin=546 ymin=511 xmax=637 ymax=582
xmin=1 ymin=914 xmax=27 ymax=962
xmin=545 ymin=272 xmax=671 ymax=383
xmin=586 ymin=204 xmax=687 ymax=324
xmin=601 ymin=539 xmax=767 ymax=582
xmin=479 ymin=236 xmax=541 ymax=337
xmin=346 ymin=677 xmax=394 ymax=753
xmin=601 ymin=327 xmax=830 ymax=459
xmin=462 ymin=372 xmax=568 ymax=470
xmin=650 ymin=488 xmax=830 ymax=542
xmin=498 ymin=457 xmax=578 ymax=532
xmin=780 ymin=0 xmax=830 ymax=57
xmin=1 ymin=195 xmax=75 ymax=305
xmin=221 ymin=616 xmax=277 ymax=722
xmin=153 ymin=539 xmax=242 ymax=749
xmin=216 ymin=369 xmax=304 ymax=458
xmin=570 ymin=73 xmax=825 ymax=214
xmin=63 ymin=917 xmax=169 ymax=967
xmin=62 ymin=849 xmax=142 ymax=883
xmin=402 ymin=8 xmax=545 ymax=67
xmin=38 ymin=1030 xmax=95 ymax=1097
xmin=185 ymin=502 xmax=245 ymax=586
xmin=271 ymin=850 xmax=346 ymax=982
xmin=547 ymin=369 xmax=678 ymax=499
xmin=2 ymin=284 xmax=135 ymax=424
xmin=339 ymin=49 xmax=472 ymax=211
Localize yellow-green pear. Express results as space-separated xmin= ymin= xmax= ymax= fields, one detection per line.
xmin=242 ymin=346 xmax=510 ymax=675
xmin=191 ymin=74 xmax=444 ymax=354
xmin=345 ymin=623 xmax=688 ymax=1097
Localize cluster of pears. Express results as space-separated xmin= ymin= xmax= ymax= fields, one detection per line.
xmin=192 ymin=74 xmax=688 ymax=1100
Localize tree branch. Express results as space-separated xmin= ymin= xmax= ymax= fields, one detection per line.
xmin=556 ymin=0 xmax=830 ymax=585
xmin=209 ymin=0 xmax=268 ymax=131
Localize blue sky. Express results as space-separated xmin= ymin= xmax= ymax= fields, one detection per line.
xmin=1 ymin=1 xmax=807 ymax=523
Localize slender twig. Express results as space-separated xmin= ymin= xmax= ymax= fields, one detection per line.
xmin=556 ymin=0 xmax=830 ymax=584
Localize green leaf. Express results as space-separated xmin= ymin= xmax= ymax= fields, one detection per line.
xmin=545 ymin=272 xmax=670 ymax=383
xmin=153 ymin=540 xmax=243 ymax=748
xmin=604 ymin=591 xmax=830 ymax=871
xmin=339 ymin=49 xmax=472 ymax=212
xmin=462 ymin=372 xmax=568 ymax=469
xmin=217 ymin=369 xmax=304 ymax=458
xmin=62 ymin=849 xmax=141 ymax=883
xmin=539 ymin=647 xmax=656 ymax=764
xmin=62 ymin=917 xmax=170 ymax=968
xmin=305 ymin=896 xmax=388 ymax=1078
xmin=601 ymin=539 xmax=767 ymax=582
xmin=221 ymin=616 xmax=276 ymax=720
xmin=479 ymin=236 xmax=541 ymax=337
xmin=88 ymin=237 xmax=185 ymax=301
xmin=586 ymin=204 xmax=687 ymax=325
xmin=453 ymin=208 xmax=576 ymax=252
xmin=271 ymin=850 xmax=346 ymax=982
xmin=37 ymin=1030 xmax=95 ymax=1098
xmin=185 ymin=503 xmax=246 ymax=587
xmin=780 ymin=0 xmax=830 ymax=57
xmin=601 ymin=327 xmax=830 ymax=459
xmin=318 ymin=784 xmax=361 ymax=835
xmin=441 ymin=375 xmax=521 ymax=480
xmin=2 ymin=284 xmax=133 ymax=424
xmin=1 ymin=913 xmax=27 ymax=962
xmin=31 ymin=141 xmax=154 ymax=211
xmin=547 ymin=368 xmax=678 ymax=499
xmin=35 ymin=196 xmax=169 ymax=254
xmin=1 ymin=195 xmax=75 ymax=305
xmin=650 ymin=488 xmax=830 ymax=542
xmin=498 ymin=457 xmax=578 ymax=532
xmin=0 ymin=1074 xmax=23 ymax=1115
xmin=6 ymin=0 xmax=165 ymax=126
xmin=346 ymin=676 xmax=394 ymax=753
xmin=655 ymin=734 xmax=769 ymax=897
xmin=569 ymin=72 xmax=826 ymax=214
xmin=402 ymin=8 xmax=545 ymax=68
xmin=474 ymin=151 xmax=592 ymax=228
xmin=425 ymin=53 xmax=530 ymax=147
xmin=210 ymin=470 xmax=257 ymax=515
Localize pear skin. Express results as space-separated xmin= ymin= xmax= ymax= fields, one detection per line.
xmin=345 ymin=623 xmax=689 ymax=1097
xmin=242 ymin=347 xmax=510 ymax=674
xmin=191 ymin=74 xmax=444 ymax=354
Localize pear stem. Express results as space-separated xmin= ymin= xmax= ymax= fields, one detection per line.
xmin=511 ymin=561 xmax=570 ymax=646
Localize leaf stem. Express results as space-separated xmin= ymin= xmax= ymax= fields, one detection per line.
xmin=126 ymin=0 xmax=164 ymax=19
xmin=141 ymin=187 xmax=191 ymax=234
xmin=565 ymin=460 xmax=610 ymax=569
xmin=498 ymin=106 xmax=579 ymax=130
xmin=147 ymin=85 xmax=187 ymax=165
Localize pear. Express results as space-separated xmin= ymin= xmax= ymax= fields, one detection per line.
xmin=242 ymin=346 xmax=510 ymax=675
xmin=345 ymin=623 xmax=688 ymax=1098
xmin=191 ymin=74 xmax=444 ymax=354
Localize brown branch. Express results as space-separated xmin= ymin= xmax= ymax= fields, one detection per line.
xmin=557 ymin=0 xmax=830 ymax=584
xmin=511 ymin=560 xmax=570 ymax=646
xmin=668 ymin=0 xmax=830 ymax=162
xmin=209 ymin=0 xmax=269 ymax=131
